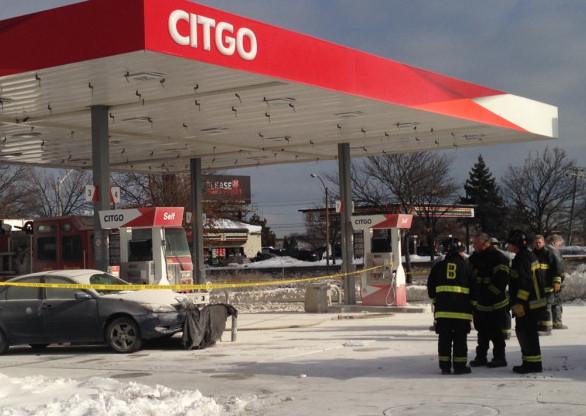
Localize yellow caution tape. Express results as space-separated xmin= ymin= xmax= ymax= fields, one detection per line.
xmin=0 ymin=265 xmax=383 ymax=291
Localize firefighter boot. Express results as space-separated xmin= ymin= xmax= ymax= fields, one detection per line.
xmin=453 ymin=366 xmax=472 ymax=375
xmin=513 ymin=362 xmax=543 ymax=374
xmin=469 ymin=357 xmax=488 ymax=367
xmin=487 ymin=348 xmax=507 ymax=368
xmin=486 ymin=358 xmax=507 ymax=368
xmin=439 ymin=361 xmax=451 ymax=375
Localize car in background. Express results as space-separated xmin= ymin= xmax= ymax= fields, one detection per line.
xmin=0 ymin=270 xmax=190 ymax=354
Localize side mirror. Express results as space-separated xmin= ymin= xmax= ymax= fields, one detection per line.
xmin=74 ymin=292 xmax=93 ymax=300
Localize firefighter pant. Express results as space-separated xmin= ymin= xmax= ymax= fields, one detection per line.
xmin=552 ymin=292 xmax=564 ymax=325
xmin=473 ymin=309 xmax=509 ymax=361
xmin=515 ymin=311 xmax=542 ymax=366
xmin=436 ymin=319 xmax=471 ymax=370
xmin=539 ymin=293 xmax=554 ymax=332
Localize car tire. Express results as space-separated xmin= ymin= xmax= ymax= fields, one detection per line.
xmin=0 ymin=330 xmax=9 ymax=355
xmin=106 ymin=317 xmax=142 ymax=353
xmin=30 ymin=344 xmax=49 ymax=351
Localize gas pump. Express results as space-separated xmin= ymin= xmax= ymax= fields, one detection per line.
xmin=98 ymin=207 xmax=193 ymax=285
xmin=352 ymin=214 xmax=413 ymax=306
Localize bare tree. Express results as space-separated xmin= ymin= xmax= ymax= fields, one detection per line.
xmin=113 ymin=173 xmax=192 ymax=208
xmin=112 ymin=171 xmax=153 ymax=208
xmin=24 ymin=168 xmax=92 ymax=217
xmin=318 ymin=152 xmax=457 ymax=269
xmin=0 ymin=165 xmax=32 ymax=217
xmin=502 ymin=147 xmax=578 ymax=235
xmin=324 ymin=165 xmax=388 ymax=207
xmin=363 ymin=152 xmax=458 ymax=262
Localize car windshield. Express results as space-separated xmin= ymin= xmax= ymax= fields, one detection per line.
xmin=89 ymin=273 xmax=130 ymax=295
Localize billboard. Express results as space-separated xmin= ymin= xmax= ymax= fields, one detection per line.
xmin=203 ymin=175 xmax=251 ymax=203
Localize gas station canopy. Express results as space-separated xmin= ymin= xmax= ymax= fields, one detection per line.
xmin=0 ymin=0 xmax=558 ymax=173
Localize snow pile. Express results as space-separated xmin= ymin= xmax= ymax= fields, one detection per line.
xmin=406 ymin=285 xmax=428 ymax=302
xmin=242 ymin=256 xmax=319 ymax=269
xmin=0 ymin=374 xmax=253 ymax=416
xmin=562 ymin=264 xmax=586 ymax=301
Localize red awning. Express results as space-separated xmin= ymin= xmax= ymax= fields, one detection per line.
xmin=0 ymin=0 xmax=557 ymax=172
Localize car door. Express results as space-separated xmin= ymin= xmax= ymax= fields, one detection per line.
xmin=42 ymin=276 xmax=100 ymax=343
xmin=0 ymin=277 xmax=44 ymax=344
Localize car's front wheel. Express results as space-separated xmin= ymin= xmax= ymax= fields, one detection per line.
xmin=0 ymin=330 xmax=9 ymax=355
xmin=106 ymin=317 xmax=142 ymax=353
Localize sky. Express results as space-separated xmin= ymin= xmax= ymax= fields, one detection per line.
xmin=2 ymin=0 xmax=585 ymax=237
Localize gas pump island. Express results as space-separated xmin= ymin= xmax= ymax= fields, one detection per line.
xmin=98 ymin=207 xmax=196 ymax=287
xmin=353 ymin=214 xmax=413 ymax=306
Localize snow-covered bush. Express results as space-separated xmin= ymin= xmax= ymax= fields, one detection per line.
xmin=562 ymin=264 xmax=586 ymax=301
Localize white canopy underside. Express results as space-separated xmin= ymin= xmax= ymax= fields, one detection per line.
xmin=0 ymin=51 xmax=556 ymax=173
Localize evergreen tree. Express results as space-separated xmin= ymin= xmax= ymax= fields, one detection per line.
xmin=247 ymin=213 xmax=276 ymax=247
xmin=461 ymin=155 xmax=507 ymax=238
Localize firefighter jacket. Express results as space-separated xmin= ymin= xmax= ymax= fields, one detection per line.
xmin=427 ymin=253 xmax=475 ymax=321
xmin=468 ymin=247 xmax=510 ymax=312
xmin=533 ymin=246 xmax=564 ymax=293
xmin=536 ymin=245 xmax=565 ymax=292
xmin=510 ymin=248 xmax=547 ymax=312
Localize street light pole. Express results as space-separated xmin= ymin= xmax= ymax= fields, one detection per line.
xmin=311 ymin=173 xmax=330 ymax=266
xmin=566 ymin=167 xmax=585 ymax=245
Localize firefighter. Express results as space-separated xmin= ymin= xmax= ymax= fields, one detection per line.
xmin=533 ymin=234 xmax=563 ymax=334
xmin=507 ymin=230 xmax=547 ymax=374
xmin=427 ymin=238 xmax=475 ymax=375
xmin=546 ymin=234 xmax=567 ymax=329
xmin=469 ymin=233 xmax=511 ymax=368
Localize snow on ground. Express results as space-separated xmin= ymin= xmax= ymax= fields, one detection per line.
xmin=0 ymin=374 xmax=254 ymax=416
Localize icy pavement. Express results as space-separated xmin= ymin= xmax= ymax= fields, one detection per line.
xmin=1 ymin=306 xmax=586 ymax=415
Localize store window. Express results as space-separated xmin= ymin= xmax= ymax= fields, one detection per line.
xmin=62 ymin=235 xmax=82 ymax=262
xmin=37 ymin=237 xmax=57 ymax=261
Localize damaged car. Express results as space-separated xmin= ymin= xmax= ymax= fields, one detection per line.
xmin=0 ymin=270 xmax=194 ymax=354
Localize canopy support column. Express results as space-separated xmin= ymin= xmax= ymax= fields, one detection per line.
xmin=190 ymin=158 xmax=206 ymax=283
xmin=338 ymin=143 xmax=355 ymax=304
xmin=91 ymin=105 xmax=110 ymax=272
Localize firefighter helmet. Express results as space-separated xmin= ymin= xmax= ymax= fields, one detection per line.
xmin=507 ymin=229 xmax=528 ymax=248
xmin=445 ymin=238 xmax=464 ymax=255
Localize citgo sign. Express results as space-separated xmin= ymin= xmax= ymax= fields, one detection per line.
xmin=168 ymin=9 xmax=257 ymax=61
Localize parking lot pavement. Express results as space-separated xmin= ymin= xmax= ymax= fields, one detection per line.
xmin=1 ymin=305 xmax=586 ymax=415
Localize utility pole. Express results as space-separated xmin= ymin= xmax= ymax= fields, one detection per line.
xmin=566 ymin=167 xmax=586 ymax=245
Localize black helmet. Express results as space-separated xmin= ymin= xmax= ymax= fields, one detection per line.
xmin=507 ymin=230 xmax=527 ymax=248
xmin=445 ymin=238 xmax=464 ymax=255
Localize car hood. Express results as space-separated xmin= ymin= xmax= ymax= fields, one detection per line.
xmin=100 ymin=290 xmax=187 ymax=305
